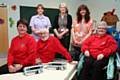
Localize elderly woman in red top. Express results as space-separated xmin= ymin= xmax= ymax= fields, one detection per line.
xmin=35 ymin=28 xmax=72 ymax=63
xmin=78 ymin=21 xmax=118 ymax=80
xmin=0 ymin=19 xmax=36 ymax=74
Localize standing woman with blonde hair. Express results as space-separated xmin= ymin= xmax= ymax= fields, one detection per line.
xmin=71 ymin=4 xmax=93 ymax=61
xmin=53 ymin=3 xmax=72 ymax=51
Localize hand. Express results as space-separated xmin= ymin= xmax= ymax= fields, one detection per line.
xmin=68 ymin=59 xmax=73 ymax=63
xmin=72 ymin=40 xmax=81 ymax=47
xmin=35 ymin=58 xmax=42 ymax=64
xmin=72 ymin=42 xmax=80 ymax=47
xmin=65 ymin=28 xmax=69 ymax=32
xmin=97 ymin=54 xmax=104 ymax=60
xmin=84 ymin=50 xmax=90 ymax=57
xmin=8 ymin=65 xmax=16 ymax=73
xmin=14 ymin=64 xmax=23 ymax=71
xmin=57 ymin=34 xmax=63 ymax=39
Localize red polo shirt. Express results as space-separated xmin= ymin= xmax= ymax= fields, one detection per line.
xmin=81 ymin=34 xmax=117 ymax=59
xmin=36 ymin=36 xmax=72 ymax=63
xmin=8 ymin=34 xmax=36 ymax=66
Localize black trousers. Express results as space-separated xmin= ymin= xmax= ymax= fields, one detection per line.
xmin=55 ymin=35 xmax=70 ymax=59
xmin=70 ymin=46 xmax=81 ymax=61
xmin=0 ymin=64 xmax=23 ymax=75
xmin=59 ymin=35 xmax=70 ymax=51
xmin=78 ymin=56 xmax=108 ymax=80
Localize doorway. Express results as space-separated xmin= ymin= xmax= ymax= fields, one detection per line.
xmin=0 ymin=6 xmax=8 ymax=55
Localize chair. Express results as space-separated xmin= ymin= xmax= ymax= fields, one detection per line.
xmin=77 ymin=52 xmax=119 ymax=80
xmin=106 ymin=27 xmax=120 ymax=80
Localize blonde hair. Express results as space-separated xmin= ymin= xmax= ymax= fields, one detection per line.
xmin=59 ymin=3 xmax=68 ymax=13
xmin=59 ymin=3 xmax=67 ymax=8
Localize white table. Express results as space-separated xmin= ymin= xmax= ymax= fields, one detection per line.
xmin=0 ymin=61 xmax=77 ymax=80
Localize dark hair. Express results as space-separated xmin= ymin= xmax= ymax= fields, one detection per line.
xmin=66 ymin=8 xmax=68 ymax=13
xmin=36 ymin=4 xmax=44 ymax=10
xmin=76 ymin=4 xmax=90 ymax=23
xmin=17 ymin=19 xmax=28 ymax=30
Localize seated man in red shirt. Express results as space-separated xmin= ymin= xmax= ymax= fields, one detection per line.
xmin=78 ymin=21 xmax=118 ymax=80
xmin=0 ymin=19 xmax=36 ymax=74
xmin=35 ymin=28 xmax=72 ymax=63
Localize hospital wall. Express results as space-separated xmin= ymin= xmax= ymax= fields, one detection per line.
xmin=0 ymin=0 xmax=120 ymax=46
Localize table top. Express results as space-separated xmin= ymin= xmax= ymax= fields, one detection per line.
xmin=0 ymin=61 xmax=78 ymax=80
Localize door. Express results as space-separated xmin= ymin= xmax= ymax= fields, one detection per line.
xmin=0 ymin=6 xmax=8 ymax=54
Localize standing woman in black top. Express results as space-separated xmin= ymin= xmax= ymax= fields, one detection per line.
xmin=53 ymin=3 xmax=72 ymax=51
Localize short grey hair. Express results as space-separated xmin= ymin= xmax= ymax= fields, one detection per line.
xmin=38 ymin=28 xmax=49 ymax=33
xmin=97 ymin=21 xmax=107 ymax=29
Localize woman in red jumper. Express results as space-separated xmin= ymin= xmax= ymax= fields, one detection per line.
xmin=78 ymin=21 xmax=118 ymax=80
xmin=35 ymin=28 xmax=72 ymax=63
xmin=0 ymin=19 xmax=36 ymax=74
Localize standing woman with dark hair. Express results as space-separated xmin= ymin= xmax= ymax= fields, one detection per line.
xmin=29 ymin=4 xmax=51 ymax=41
xmin=0 ymin=19 xmax=36 ymax=74
xmin=71 ymin=4 xmax=93 ymax=61
xmin=53 ymin=3 xmax=72 ymax=51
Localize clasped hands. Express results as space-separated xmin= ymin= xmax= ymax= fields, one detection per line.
xmin=8 ymin=64 xmax=23 ymax=73
xmin=57 ymin=29 xmax=69 ymax=39
xmin=72 ymin=39 xmax=82 ymax=47
xmin=84 ymin=50 xmax=104 ymax=60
